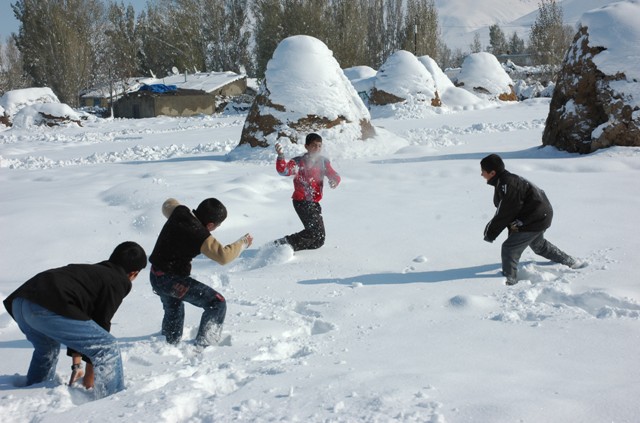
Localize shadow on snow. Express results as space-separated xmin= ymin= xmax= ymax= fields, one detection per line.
xmin=298 ymin=263 xmax=502 ymax=286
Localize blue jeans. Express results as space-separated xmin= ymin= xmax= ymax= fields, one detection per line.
xmin=10 ymin=297 xmax=124 ymax=399
xmin=150 ymin=269 xmax=226 ymax=346
xmin=502 ymin=230 xmax=575 ymax=280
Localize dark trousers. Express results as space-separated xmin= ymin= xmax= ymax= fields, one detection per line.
xmin=285 ymin=200 xmax=326 ymax=251
xmin=150 ymin=269 xmax=226 ymax=346
xmin=501 ymin=230 xmax=575 ymax=280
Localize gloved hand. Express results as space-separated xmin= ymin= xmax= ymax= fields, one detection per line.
xmin=329 ymin=178 xmax=339 ymax=188
xmin=275 ymin=143 xmax=284 ymax=155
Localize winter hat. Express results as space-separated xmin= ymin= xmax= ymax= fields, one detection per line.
xmin=480 ymin=154 xmax=505 ymax=173
xmin=193 ymin=198 xmax=227 ymax=225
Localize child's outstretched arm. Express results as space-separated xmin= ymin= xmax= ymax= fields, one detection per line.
xmin=275 ymin=143 xmax=297 ymax=176
xmin=326 ymin=160 xmax=341 ymax=188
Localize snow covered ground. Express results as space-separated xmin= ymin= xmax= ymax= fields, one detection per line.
xmin=1 ymin=96 xmax=639 ymax=422
xmin=1 ymin=2 xmax=640 ymax=419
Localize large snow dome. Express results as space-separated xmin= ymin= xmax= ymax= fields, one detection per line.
xmin=455 ymin=52 xmax=516 ymax=100
xmin=239 ymin=35 xmax=374 ymax=148
xmin=369 ymin=50 xmax=438 ymax=105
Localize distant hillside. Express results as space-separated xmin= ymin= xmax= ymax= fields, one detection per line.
xmin=439 ymin=0 xmax=620 ymax=50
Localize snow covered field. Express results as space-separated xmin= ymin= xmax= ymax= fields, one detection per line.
xmin=1 ymin=96 xmax=639 ymax=422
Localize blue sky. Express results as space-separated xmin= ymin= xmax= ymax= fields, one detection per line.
xmin=1 ymin=0 xmax=19 ymax=40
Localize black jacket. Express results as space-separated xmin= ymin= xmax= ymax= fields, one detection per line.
xmin=3 ymin=261 xmax=132 ymax=331
xmin=149 ymin=205 xmax=210 ymax=276
xmin=484 ymin=170 xmax=553 ymax=242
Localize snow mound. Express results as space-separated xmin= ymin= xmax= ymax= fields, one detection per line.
xmin=579 ymin=0 xmax=640 ymax=84
xmin=0 ymin=87 xmax=60 ymax=117
xmin=455 ymin=52 xmax=516 ymax=100
xmin=371 ymin=50 xmax=437 ymax=104
xmin=343 ymin=65 xmax=377 ymax=94
xmin=239 ymin=35 xmax=374 ymax=149
xmin=418 ymin=55 xmax=454 ymax=92
xmin=12 ymin=103 xmax=82 ymax=128
xmin=265 ymin=35 xmax=370 ymax=125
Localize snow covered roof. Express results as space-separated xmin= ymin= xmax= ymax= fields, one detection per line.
xmin=149 ymin=71 xmax=246 ymax=94
xmin=81 ymin=71 xmax=246 ymax=99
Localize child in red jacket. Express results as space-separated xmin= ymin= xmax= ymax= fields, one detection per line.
xmin=275 ymin=133 xmax=341 ymax=251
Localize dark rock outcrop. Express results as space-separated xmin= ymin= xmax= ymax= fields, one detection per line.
xmin=542 ymin=26 xmax=640 ymax=153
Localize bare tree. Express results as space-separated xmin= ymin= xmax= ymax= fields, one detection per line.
xmin=219 ymin=0 xmax=252 ymax=75
xmin=323 ymin=0 xmax=367 ymax=69
xmin=383 ymin=0 xmax=405 ymax=58
xmin=12 ymin=0 xmax=106 ymax=107
xmin=252 ymin=0 xmax=284 ymax=78
xmin=364 ymin=0 xmax=385 ymax=68
xmin=403 ymin=0 xmax=440 ymax=59
xmin=0 ymin=36 xmax=31 ymax=95
xmin=469 ymin=33 xmax=482 ymax=53
xmin=528 ymin=0 xmax=574 ymax=66
xmin=103 ymin=2 xmax=141 ymax=80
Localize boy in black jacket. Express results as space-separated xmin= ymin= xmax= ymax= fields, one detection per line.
xmin=149 ymin=198 xmax=252 ymax=347
xmin=481 ymin=154 xmax=586 ymax=285
xmin=3 ymin=242 xmax=147 ymax=398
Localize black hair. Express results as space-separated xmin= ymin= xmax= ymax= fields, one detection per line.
xmin=480 ymin=154 xmax=505 ymax=173
xmin=305 ymin=133 xmax=322 ymax=145
xmin=109 ymin=241 xmax=147 ymax=273
xmin=193 ymin=198 xmax=227 ymax=225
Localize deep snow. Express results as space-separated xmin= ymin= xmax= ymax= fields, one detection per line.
xmin=1 ymin=2 xmax=640 ymax=422
xmin=1 ymin=96 xmax=639 ymax=423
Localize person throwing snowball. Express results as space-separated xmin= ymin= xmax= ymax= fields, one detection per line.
xmin=480 ymin=154 xmax=586 ymax=286
xmin=149 ymin=198 xmax=252 ymax=347
xmin=274 ymin=133 xmax=341 ymax=251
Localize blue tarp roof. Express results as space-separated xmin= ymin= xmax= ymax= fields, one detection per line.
xmin=138 ymin=84 xmax=178 ymax=93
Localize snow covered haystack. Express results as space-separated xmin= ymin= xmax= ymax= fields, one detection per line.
xmin=454 ymin=52 xmax=517 ymax=101
xmin=343 ymin=66 xmax=377 ymax=97
xmin=0 ymin=87 xmax=81 ymax=128
xmin=542 ymin=1 xmax=640 ymax=153
xmin=418 ymin=55 xmax=485 ymax=110
xmin=239 ymin=35 xmax=375 ymax=148
xmin=369 ymin=50 xmax=440 ymax=106
xmin=12 ymin=103 xmax=83 ymax=128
